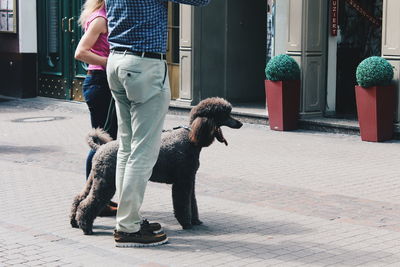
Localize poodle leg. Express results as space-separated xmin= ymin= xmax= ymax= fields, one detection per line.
xmin=191 ymin=182 xmax=202 ymax=226
xmin=70 ymin=174 xmax=94 ymax=228
xmin=76 ymin=199 xmax=96 ymax=235
xmin=76 ymin=179 xmax=115 ymax=235
xmin=172 ymin=182 xmax=193 ymax=229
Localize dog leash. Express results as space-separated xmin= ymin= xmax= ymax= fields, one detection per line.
xmin=162 ymin=125 xmax=191 ymax=132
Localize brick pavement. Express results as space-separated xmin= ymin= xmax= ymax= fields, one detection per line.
xmin=0 ymin=96 xmax=400 ymax=266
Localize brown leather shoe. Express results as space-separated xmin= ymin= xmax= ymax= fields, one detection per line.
xmin=141 ymin=219 xmax=163 ymax=234
xmin=98 ymin=204 xmax=117 ymax=217
xmin=114 ymin=229 xmax=168 ymax=247
xmin=109 ymin=201 xmax=118 ymax=208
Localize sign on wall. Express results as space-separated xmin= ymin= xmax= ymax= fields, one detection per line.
xmin=330 ymin=0 xmax=338 ymax=36
xmin=0 ymin=0 xmax=16 ymax=33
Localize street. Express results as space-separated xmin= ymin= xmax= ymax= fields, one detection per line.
xmin=0 ymin=96 xmax=400 ymax=266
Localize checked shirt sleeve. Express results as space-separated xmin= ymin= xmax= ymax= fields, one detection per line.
xmin=161 ymin=0 xmax=211 ymax=6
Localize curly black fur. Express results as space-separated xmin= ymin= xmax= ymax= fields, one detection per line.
xmin=70 ymin=97 xmax=242 ymax=235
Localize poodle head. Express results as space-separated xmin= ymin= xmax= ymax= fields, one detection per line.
xmin=189 ymin=97 xmax=242 ymax=147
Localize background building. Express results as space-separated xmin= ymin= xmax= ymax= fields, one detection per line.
xmin=273 ymin=0 xmax=399 ymax=132
xmin=0 ymin=0 xmax=399 ymax=134
xmin=0 ymin=0 xmax=266 ymax=105
xmin=0 ymin=0 xmax=37 ymax=98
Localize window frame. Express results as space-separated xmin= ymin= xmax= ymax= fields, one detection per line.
xmin=0 ymin=0 xmax=17 ymax=33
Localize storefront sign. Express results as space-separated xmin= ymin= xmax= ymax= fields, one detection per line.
xmin=345 ymin=0 xmax=381 ymax=27
xmin=331 ymin=0 xmax=338 ymax=36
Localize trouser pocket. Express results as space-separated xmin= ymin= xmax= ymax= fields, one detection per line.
xmin=118 ymin=58 xmax=167 ymax=104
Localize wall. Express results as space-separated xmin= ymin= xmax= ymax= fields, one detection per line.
xmin=19 ymin=0 xmax=37 ymax=53
xmin=382 ymin=0 xmax=400 ymax=123
xmin=274 ymin=0 xmax=289 ymax=56
xmin=192 ymin=0 xmax=267 ymax=103
xmin=0 ymin=0 xmax=37 ymax=98
xmin=226 ymin=0 xmax=266 ymax=102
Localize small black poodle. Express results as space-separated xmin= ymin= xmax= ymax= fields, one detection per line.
xmin=70 ymin=97 xmax=243 ymax=235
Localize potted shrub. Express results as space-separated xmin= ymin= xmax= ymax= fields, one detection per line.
xmin=355 ymin=56 xmax=395 ymax=142
xmin=265 ymin=54 xmax=301 ymax=131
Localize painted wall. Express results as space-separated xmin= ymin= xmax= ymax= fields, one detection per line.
xmin=274 ymin=0 xmax=289 ymax=56
xmin=0 ymin=0 xmax=37 ymax=97
xmin=193 ymin=0 xmax=267 ymax=103
xmin=19 ymin=0 xmax=37 ymax=53
xmin=0 ymin=0 xmax=36 ymax=53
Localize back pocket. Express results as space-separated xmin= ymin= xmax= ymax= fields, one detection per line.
xmin=119 ymin=62 xmax=164 ymax=103
xmin=118 ymin=69 xmax=150 ymax=103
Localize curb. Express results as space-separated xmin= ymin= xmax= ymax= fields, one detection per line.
xmin=169 ymin=105 xmax=400 ymax=140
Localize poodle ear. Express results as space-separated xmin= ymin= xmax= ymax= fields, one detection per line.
xmin=189 ymin=117 xmax=216 ymax=147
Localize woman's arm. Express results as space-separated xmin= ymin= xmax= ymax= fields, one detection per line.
xmin=75 ymin=17 xmax=108 ymax=67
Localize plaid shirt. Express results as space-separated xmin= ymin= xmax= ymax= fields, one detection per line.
xmin=106 ymin=0 xmax=210 ymax=53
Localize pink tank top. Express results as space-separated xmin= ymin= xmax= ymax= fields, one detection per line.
xmin=85 ymin=6 xmax=109 ymax=71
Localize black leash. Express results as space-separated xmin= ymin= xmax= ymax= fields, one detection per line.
xmin=162 ymin=125 xmax=191 ymax=132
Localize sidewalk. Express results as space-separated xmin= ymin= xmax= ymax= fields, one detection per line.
xmin=1 ymin=96 xmax=400 ymax=267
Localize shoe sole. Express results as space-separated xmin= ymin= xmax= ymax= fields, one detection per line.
xmin=153 ymin=228 xmax=163 ymax=234
xmin=115 ymin=237 xmax=168 ymax=248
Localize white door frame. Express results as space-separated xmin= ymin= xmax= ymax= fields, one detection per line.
xmin=326 ymin=34 xmax=337 ymax=116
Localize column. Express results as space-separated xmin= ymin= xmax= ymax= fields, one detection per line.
xmin=286 ymin=0 xmax=328 ymax=117
xmin=382 ymin=0 xmax=400 ymax=125
xmin=178 ymin=5 xmax=193 ymax=104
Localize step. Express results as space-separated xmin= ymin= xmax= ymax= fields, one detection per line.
xmin=169 ymin=100 xmax=400 ymax=140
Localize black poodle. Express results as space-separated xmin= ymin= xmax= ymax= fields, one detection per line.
xmin=70 ymin=97 xmax=243 ymax=235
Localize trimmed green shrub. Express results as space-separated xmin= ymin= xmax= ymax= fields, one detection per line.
xmin=356 ymin=56 xmax=394 ymax=88
xmin=265 ymin=54 xmax=300 ymax=81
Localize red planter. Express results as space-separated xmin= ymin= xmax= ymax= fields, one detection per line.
xmin=265 ymin=80 xmax=300 ymax=131
xmin=355 ymin=85 xmax=395 ymax=142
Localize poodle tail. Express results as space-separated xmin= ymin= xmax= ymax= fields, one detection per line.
xmin=87 ymin=128 xmax=113 ymax=151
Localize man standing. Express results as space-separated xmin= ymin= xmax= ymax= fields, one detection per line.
xmin=105 ymin=0 xmax=211 ymax=247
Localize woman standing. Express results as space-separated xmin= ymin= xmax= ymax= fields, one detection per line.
xmin=75 ymin=0 xmax=117 ymax=216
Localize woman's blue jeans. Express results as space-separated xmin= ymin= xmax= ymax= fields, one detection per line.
xmin=83 ymin=70 xmax=117 ymax=178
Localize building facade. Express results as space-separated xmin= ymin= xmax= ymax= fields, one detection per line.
xmin=0 ymin=0 xmax=266 ymax=103
xmin=273 ymin=0 xmax=399 ymax=132
xmin=0 ymin=0 xmax=399 ymax=133
xmin=0 ymin=0 xmax=37 ymax=98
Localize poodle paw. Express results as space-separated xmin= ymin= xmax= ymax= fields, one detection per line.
xmin=70 ymin=219 xmax=79 ymax=228
xmin=82 ymin=229 xmax=93 ymax=235
xmin=191 ymin=219 xmax=203 ymax=225
xmin=79 ymin=223 xmax=93 ymax=235
xmin=181 ymin=224 xmax=193 ymax=230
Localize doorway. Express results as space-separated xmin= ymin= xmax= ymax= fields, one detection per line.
xmin=166 ymin=3 xmax=180 ymax=100
xmin=37 ymin=0 xmax=87 ymax=100
xmin=37 ymin=1 xmax=181 ymax=101
xmin=335 ymin=0 xmax=383 ymax=118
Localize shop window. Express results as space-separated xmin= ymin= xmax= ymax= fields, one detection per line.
xmin=0 ymin=0 xmax=16 ymax=33
xmin=48 ymin=0 xmax=59 ymax=53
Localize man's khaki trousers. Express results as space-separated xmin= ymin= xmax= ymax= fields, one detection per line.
xmin=107 ymin=52 xmax=170 ymax=233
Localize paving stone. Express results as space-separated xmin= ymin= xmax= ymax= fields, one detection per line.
xmin=24 ymin=260 xmax=46 ymax=266
xmin=1 ymin=97 xmax=400 ymax=266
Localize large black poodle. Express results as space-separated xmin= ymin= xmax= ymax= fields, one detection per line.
xmin=70 ymin=97 xmax=243 ymax=235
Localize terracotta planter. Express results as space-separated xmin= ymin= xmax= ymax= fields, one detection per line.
xmin=355 ymin=85 xmax=395 ymax=142
xmin=265 ymin=80 xmax=300 ymax=131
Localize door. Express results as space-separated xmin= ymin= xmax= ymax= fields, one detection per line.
xmin=335 ymin=0 xmax=383 ymax=118
xmin=382 ymin=0 xmax=400 ymax=123
xmin=167 ymin=2 xmax=180 ymax=99
xmin=37 ymin=0 xmax=86 ymax=100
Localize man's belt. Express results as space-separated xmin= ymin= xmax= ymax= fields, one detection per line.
xmin=112 ymin=47 xmax=166 ymax=60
